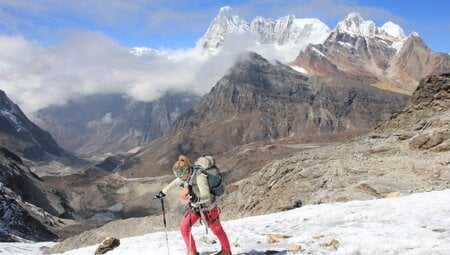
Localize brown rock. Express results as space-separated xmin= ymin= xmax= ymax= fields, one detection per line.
xmin=430 ymin=142 xmax=450 ymax=152
xmin=267 ymin=234 xmax=290 ymax=244
xmin=355 ymin=183 xmax=382 ymax=198
xmin=288 ymin=244 xmax=302 ymax=251
xmin=423 ymin=131 xmax=445 ymax=149
xmin=409 ymin=134 xmax=430 ymax=149
xmin=395 ymin=132 xmax=415 ymax=140
xmin=95 ymin=237 xmax=120 ymax=255
xmin=320 ymin=239 xmax=340 ymax=250
xmin=385 ymin=192 xmax=401 ymax=198
xmin=410 ymin=130 xmax=447 ymax=150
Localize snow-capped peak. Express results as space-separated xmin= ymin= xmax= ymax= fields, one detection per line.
xmin=410 ymin=31 xmax=420 ymax=37
xmin=346 ymin=12 xmax=364 ymax=22
xmin=218 ymin=6 xmax=232 ymax=14
xmin=331 ymin=12 xmax=410 ymax=53
xmin=336 ymin=12 xmax=377 ymax=37
xmin=197 ymin=6 xmax=330 ymax=52
xmin=380 ymin=21 xmax=406 ymax=39
xmin=198 ymin=6 xmax=249 ymax=49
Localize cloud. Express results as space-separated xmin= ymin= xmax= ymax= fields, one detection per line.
xmin=87 ymin=112 xmax=114 ymax=128
xmin=0 ymin=31 xmax=246 ymax=114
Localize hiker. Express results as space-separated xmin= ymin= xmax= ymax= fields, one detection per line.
xmin=155 ymin=155 xmax=232 ymax=255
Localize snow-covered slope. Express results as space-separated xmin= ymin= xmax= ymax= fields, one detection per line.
xmin=4 ymin=189 xmax=449 ymax=255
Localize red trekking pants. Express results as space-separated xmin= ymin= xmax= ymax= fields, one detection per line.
xmin=180 ymin=206 xmax=231 ymax=253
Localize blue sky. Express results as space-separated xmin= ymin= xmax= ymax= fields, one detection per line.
xmin=0 ymin=0 xmax=449 ymax=52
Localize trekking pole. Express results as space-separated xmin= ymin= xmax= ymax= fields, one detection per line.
xmin=157 ymin=197 xmax=170 ymax=255
xmin=200 ymin=210 xmax=209 ymax=234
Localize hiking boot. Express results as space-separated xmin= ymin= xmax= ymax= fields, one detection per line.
xmin=213 ymin=251 xmax=232 ymax=255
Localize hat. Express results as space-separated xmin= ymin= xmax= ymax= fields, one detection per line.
xmin=173 ymin=155 xmax=192 ymax=179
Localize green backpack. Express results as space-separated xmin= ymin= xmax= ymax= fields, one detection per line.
xmin=194 ymin=156 xmax=225 ymax=197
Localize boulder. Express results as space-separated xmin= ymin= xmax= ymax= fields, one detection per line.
xmin=94 ymin=237 xmax=120 ymax=255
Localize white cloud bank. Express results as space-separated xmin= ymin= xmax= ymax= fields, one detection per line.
xmin=0 ymin=29 xmax=308 ymax=115
xmin=0 ymin=32 xmax=246 ymax=114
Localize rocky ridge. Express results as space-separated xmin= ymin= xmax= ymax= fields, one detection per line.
xmin=120 ymin=52 xmax=408 ymax=179
xmin=0 ymin=90 xmax=65 ymax=161
xmin=292 ymin=13 xmax=450 ymax=93
xmin=0 ymin=147 xmax=71 ymax=241
xmin=219 ymin=73 xmax=450 ymax=218
xmin=0 ymin=90 xmax=86 ymax=176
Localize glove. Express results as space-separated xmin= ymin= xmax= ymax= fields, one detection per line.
xmin=154 ymin=191 xmax=165 ymax=199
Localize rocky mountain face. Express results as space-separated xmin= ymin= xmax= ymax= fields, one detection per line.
xmin=219 ymin=73 xmax=450 ymax=219
xmin=0 ymin=90 xmax=85 ymax=175
xmin=378 ymin=73 xmax=450 ymax=149
xmin=392 ymin=35 xmax=450 ymax=87
xmin=0 ymin=147 xmax=69 ymax=241
xmin=292 ymin=13 xmax=450 ymax=93
xmin=198 ymin=6 xmax=330 ymax=51
xmin=34 ymin=92 xmax=199 ymax=157
xmin=120 ymin=52 xmax=409 ymax=179
xmin=0 ymin=90 xmax=64 ymax=161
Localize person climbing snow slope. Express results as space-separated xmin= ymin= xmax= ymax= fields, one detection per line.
xmin=155 ymin=155 xmax=232 ymax=255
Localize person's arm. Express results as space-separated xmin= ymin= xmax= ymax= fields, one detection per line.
xmin=162 ymin=178 xmax=183 ymax=194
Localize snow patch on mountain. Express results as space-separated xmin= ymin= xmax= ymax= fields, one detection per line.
xmin=311 ymin=46 xmax=326 ymax=57
xmin=0 ymin=92 xmax=28 ymax=133
xmin=0 ymin=110 xmax=22 ymax=131
xmin=380 ymin=21 xmax=406 ymax=39
xmin=391 ymin=37 xmax=409 ymax=52
xmin=290 ymin=65 xmax=308 ymax=74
